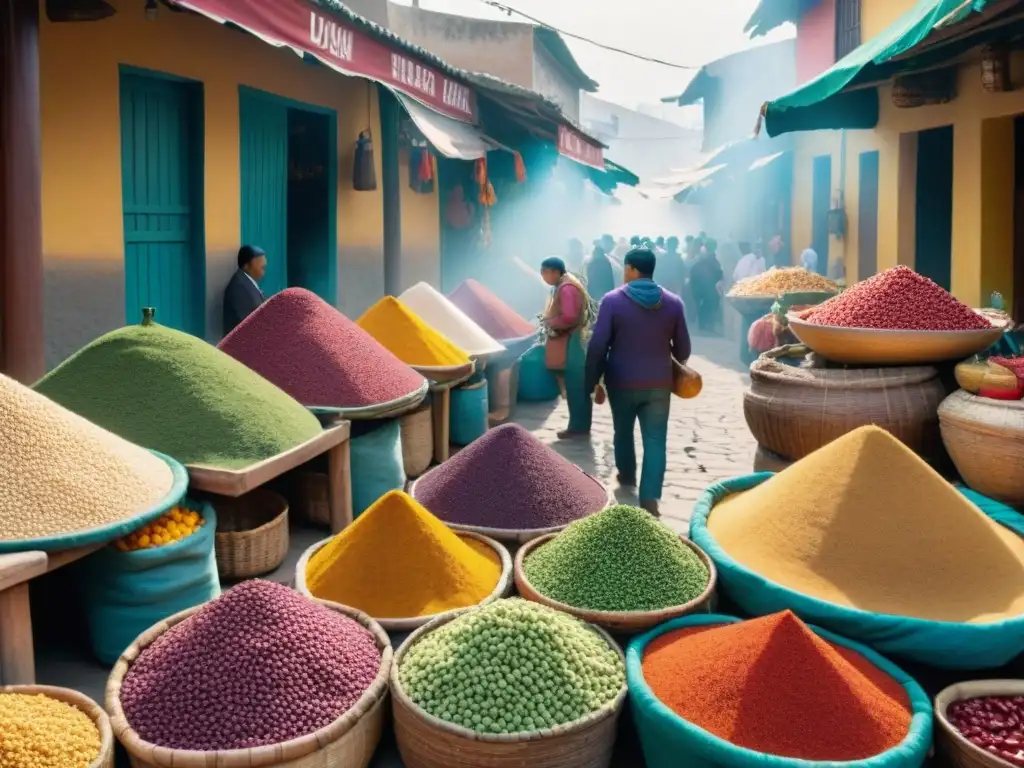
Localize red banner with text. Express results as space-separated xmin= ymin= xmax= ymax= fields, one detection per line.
xmin=558 ymin=125 xmax=604 ymax=170
xmin=176 ymin=0 xmax=477 ymax=123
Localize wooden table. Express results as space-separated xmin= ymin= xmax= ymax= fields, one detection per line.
xmin=0 ymin=543 xmax=103 ymax=685
xmin=187 ymin=422 xmax=353 ymax=533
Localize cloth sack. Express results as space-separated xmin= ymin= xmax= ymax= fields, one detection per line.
xmin=350 ymin=419 xmax=405 ymax=517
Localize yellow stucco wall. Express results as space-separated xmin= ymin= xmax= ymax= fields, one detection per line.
xmin=398 ymin=147 xmax=441 ymax=291
xmin=792 ymin=49 xmax=1024 ymax=309
xmin=38 ymin=0 xmax=386 ymax=365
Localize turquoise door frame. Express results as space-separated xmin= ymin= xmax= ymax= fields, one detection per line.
xmin=238 ymin=86 xmax=337 ymax=304
xmin=119 ymin=67 xmax=206 ymax=335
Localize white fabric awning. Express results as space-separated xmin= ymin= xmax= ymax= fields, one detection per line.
xmin=393 ymin=91 xmax=506 ymax=161
xmin=748 ymin=151 xmax=787 ymax=172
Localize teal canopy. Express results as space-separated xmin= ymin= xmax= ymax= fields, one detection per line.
xmin=763 ymin=0 xmax=992 ymax=137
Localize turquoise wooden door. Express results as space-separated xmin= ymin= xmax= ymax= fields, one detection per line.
xmin=120 ymin=73 xmax=204 ymax=334
xmin=239 ymin=89 xmax=288 ymax=297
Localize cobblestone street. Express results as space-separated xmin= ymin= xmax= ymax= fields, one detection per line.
xmin=514 ymin=335 xmax=754 ymax=533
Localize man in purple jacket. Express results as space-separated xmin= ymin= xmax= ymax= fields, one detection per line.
xmin=585 ymin=248 xmax=691 ymax=516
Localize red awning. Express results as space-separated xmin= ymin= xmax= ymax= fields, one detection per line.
xmin=557 ymin=124 xmax=604 ymax=170
xmin=174 ymin=0 xmax=478 ymax=123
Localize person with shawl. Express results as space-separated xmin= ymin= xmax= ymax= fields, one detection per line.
xmin=584 ymin=243 xmax=616 ymax=302
xmin=689 ymin=237 xmax=724 ymax=332
xmin=540 ymin=256 xmax=596 ymax=440
xmin=584 ymin=248 xmax=690 ymax=517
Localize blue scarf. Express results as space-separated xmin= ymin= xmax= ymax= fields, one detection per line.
xmin=625 ymin=278 xmax=663 ymax=309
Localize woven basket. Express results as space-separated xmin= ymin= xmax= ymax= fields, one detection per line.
xmin=294 ymin=530 xmax=514 ymax=631
xmin=411 ymin=475 xmax=615 ymax=545
xmin=752 ymin=444 xmax=793 ymax=473
xmin=390 ymin=612 xmax=627 ymax=768
xmin=400 ymin=402 xmax=434 ymax=478
xmin=294 ymin=471 xmax=330 ymax=527
xmin=939 ymin=390 xmax=1024 ymax=503
xmin=934 ymin=680 xmax=1024 ymax=768
xmin=514 ymin=533 xmax=717 ymax=635
xmin=105 ymin=600 xmax=392 ymax=768
xmin=2 ymin=684 xmax=115 ymax=768
xmin=744 ymin=357 xmax=948 ymax=462
xmin=213 ymin=488 xmax=289 ymax=579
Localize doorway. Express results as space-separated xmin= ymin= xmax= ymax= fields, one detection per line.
xmin=811 ymin=155 xmax=831 ymax=275
xmin=857 ymin=150 xmax=879 ymax=281
xmin=915 ymin=125 xmax=954 ymax=290
xmin=239 ymin=87 xmax=336 ymax=303
xmin=119 ymin=69 xmax=205 ymax=335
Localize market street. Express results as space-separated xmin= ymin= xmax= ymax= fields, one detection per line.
xmin=515 ymin=336 xmax=754 ymax=532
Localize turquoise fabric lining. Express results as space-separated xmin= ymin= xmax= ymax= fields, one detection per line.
xmin=689 ymin=475 xmax=1024 ymax=669
xmin=626 ymin=613 xmax=933 ymax=768
xmin=0 ymin=450 xmax=188 ymax=554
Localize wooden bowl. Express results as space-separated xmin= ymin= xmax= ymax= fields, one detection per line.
xmin=787 ymin=314 xmax=1004 ymax=366
xmin=934 ymin=680 xmax=1024 ymax=768
xmin=514 ymin=533 xmax=717 ymax=635
xmin=2 ymin=684 xmax=115 ymax=768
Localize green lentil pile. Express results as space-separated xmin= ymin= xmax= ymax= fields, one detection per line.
xmin=35 ymin=322 xmax=322 ymax=469
xmin=399 ymin=598 xmax=624 ymax=734
xmin=523 ymin=505 xmax=710 ymax=612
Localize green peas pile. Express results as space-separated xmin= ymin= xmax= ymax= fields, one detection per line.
xmin=399 ymin=599 xmax=624 ymax=734
xmin=523 ymin=504 xmax=710 ymax=612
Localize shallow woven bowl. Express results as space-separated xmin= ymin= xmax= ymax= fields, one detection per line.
xmin=410 ymin=474 xmax=614 ymax=545
xmin=934 ymin=680 xmax=1024 ymax=768
xmin=105 ymin=600 xmax=392 ymax=768
xmin=390 ymin=610 xmax=627 ymax=768
xmin=294 ymin=530 xmax=514 ymax=631
xmin=786 ymin=314 xmax=1004 ymax=366
xmin=514 ymin=533 xmax=717 ymax=635
xmin=2 ymin=684 xmax=115 ymax=768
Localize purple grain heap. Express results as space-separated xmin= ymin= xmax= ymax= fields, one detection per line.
xmin=119 ymin=580 xmax=382 ymax=751
xmin=413 ymin=423 xmax=608 ymax=530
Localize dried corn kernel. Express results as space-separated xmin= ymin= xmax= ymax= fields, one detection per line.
xmin=115 ymin=505 xmax=204 ymax=551
xmin=0 ymin=692 xmax=101 ymax=768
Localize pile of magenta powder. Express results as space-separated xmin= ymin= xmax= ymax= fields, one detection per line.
xmin=119 ymin=580 xmax=382 ymax=750
xmin=218 ymin=288 xmax=425 ymax=409
xmin=412 ymin=424 xmax=608 ymax=530
xmin=804 ymin=266 xmax=992 ymax=331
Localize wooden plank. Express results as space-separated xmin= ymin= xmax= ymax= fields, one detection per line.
xmin=327 ymin=438 xmax=353 ymax=534
xmin=432 ymin=388 xmax=451 ymax=464
xmin=0 ymin=552 xmax=47 ymax=593
xmin=187 ymin=422 xmax=351 ymax=497
xmin=46 ymin=543 xmax=103 ymax=573
xmin=0 ymin=583 xmax=35 ymax=685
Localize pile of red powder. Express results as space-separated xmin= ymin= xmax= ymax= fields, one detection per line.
xmin=413 ymin=424 xmax=608 ymax=530
xmin=804 ymin=266 xmax=992 ymax=331
xmin=641 ymin=611 xmax=912 ymax=761
xmin=448 ymin=279 xmax=536 ymax=340
xmin=219 ymin=288 xmax=425 ymax=409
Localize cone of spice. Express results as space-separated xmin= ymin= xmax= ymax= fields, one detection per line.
xmin=356 ymin=296 xmax=470 ymax=368
xmin=412 ymin=424 xmax=608 ymax=534
xmin=639 ymin=612 xmax=914 ymax=761
xmin=303 ymin=490 xmax=504 ymax=620
xmin=219 ymin=288 xmax=426 ymax=410
xmin=399 ymin=282 xmax=505 ymax=358
xmin=448 ymin=279 xmax=536 ymax=341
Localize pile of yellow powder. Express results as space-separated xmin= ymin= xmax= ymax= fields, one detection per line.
xmin=0 ymin=373 xmax=174 ymax=543
xmin=0 ymin=692 xmax=102 ymax=768
xmin=357 ymin=297 xmax=469 ymax=368
xmin=305 ymin=490 xmax=502 ymax=619
xmin=708 ymin=425 xmax=1024 ymax=623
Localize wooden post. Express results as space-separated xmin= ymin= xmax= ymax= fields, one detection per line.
xmin=432 ymin=387 xmax=451 ymax=463
xmin=378 ymin=84 xmax=402 ymax=297
xmin=0 ymin=0 xmax=45 ymax=382
xmin=327 ymin=437 xmax=353 ymax=533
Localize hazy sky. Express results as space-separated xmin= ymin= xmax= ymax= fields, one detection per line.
xmin=391 ymin=0 xmax=794 ymax=108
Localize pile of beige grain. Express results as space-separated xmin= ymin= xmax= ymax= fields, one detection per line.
xmin=729 ymin=267 xmax=838 ymax=297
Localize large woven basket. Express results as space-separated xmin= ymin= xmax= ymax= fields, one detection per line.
xmin=105 ymin=600 xmax=392 ymax=768
xmin=400 ymin=401 xmax=434 ymax=478
xmin=2 ymin=684 xmax=115 ymax=768
xmin=294 ymin=530 xmax=514 ymax=631
xmin=745 ymin=356 xmax=948 ymax=462
xmin=934 ymin=680 xmax=1024 ymax=768
xmin=939 ymin=390 xmax=1024 ymax=503
xmin=390 ymin=612 xmax=627 ymax=768
xmin=213 ymin=488 xmax=289 ymax=579
xmin=514 ymin=533 xmax=717 ymax=635
xmin=294 ymin=471 xmax=331 ymax=527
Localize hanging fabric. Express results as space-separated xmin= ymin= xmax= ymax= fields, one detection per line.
xmin=514 ymin=151 xmax=527 ymax=184
xmin=445 ymin=185 xmax=472 ymax=230
xmin=474 ymin=156 xmax=497 ymax=248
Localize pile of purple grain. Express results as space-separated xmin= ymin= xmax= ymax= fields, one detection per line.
xmin=413 ymin=423 xmax=608 ymax=530
xmin=119 ymin=580 xmax=382 ymax=751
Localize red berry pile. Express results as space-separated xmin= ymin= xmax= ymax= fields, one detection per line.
xmin=990 ymin=356 xmax=1024 ymax=382
xmin=948 ymin=695 xmax=1024 ymax=766
xmin=805 ymin=266 xmax=992 ymax=331
xmin=120 ymin=580 xmax=382 ymax=751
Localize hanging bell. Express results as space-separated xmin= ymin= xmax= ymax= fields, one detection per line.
xmin=352 ymin=130 xmax=377 ymax=192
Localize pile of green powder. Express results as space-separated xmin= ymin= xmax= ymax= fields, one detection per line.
xmin=35 ymin=323 xmax=322 ymax=469
xmin=523 ymin=505 xmax=710 ymax=612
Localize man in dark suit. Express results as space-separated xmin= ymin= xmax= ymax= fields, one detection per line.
xmin=223 ymin=245 xmax=267 ymax=334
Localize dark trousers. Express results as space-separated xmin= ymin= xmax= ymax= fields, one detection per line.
xmin=607 ymin=388 xmax=671 ymax=502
